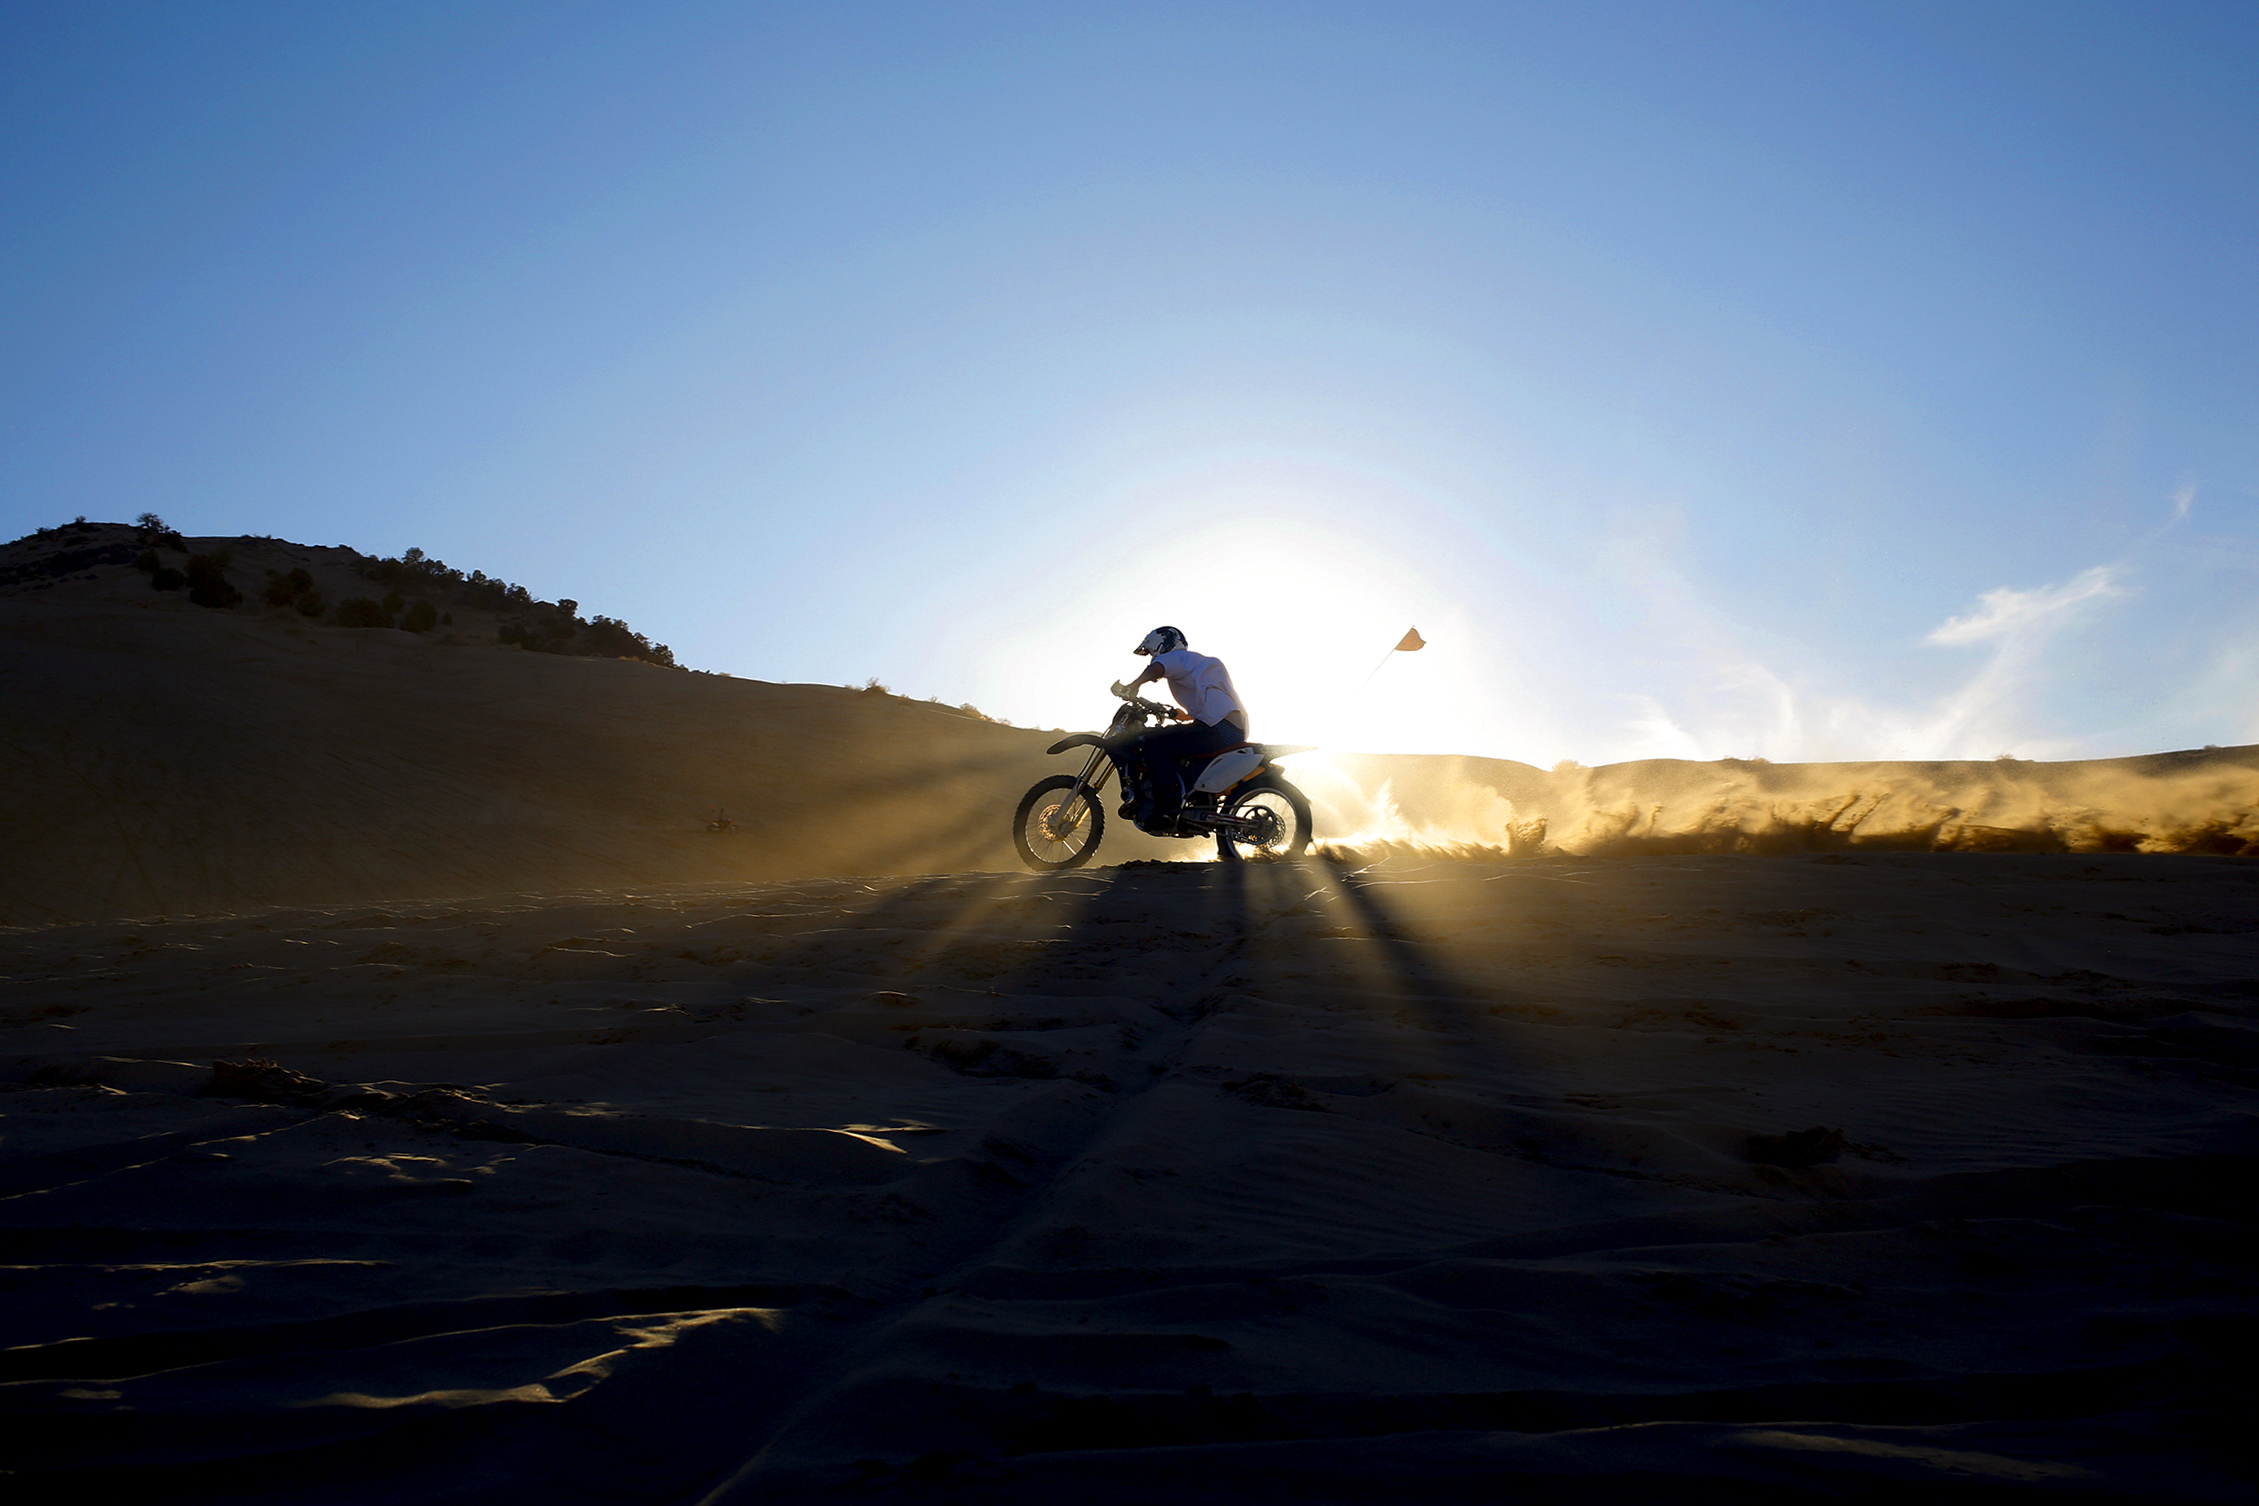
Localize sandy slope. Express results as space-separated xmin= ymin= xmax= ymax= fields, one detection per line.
xmin=0 ymin=585 xmax=1178 ymax=926
xmin=3 ymin=853 xmax=2252 ymax=1503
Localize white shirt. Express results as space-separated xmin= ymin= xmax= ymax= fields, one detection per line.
xmin=1152 ymin=648 xmax=1247 ymax=729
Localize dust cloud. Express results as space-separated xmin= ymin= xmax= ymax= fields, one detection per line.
xmin=1299 ymin=746 xmax=2259 ymax=859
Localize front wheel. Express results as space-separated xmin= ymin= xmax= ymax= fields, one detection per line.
xmin=1216 ymin=775 xmax=1313 ymax=862
xmin=1013 ymin=775 xmax=1105 ymax=871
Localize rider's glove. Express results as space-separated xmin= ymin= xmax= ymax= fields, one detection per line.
xmin=1109 ymin=680 xmax=1132 ymax=700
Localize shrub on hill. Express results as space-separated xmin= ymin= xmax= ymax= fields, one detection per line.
xmin=334 ymin=597 xmax=391 ymax=629
xmin=348 ymin=545 xmax=676 ymax=667
xmin=134 ymin=512 xmax=184 ymax=548
xmin=184 ymin=551 xmax=242 ymax=610
xmin=582 ymin=615 xmax=674 ymax=667
xmin=150 ymin=566 xmax=184 ymax=592
xmin=263 ymin=567 xmax=316 ymax=609
xmin=402 ymin=599 xmax=438 ymax=633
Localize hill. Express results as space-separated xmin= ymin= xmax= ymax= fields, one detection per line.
xmin=2 ymin=516 xmax=676 ymax=664
xmin=3 ymin=520 xmax=2254 ymax=925
xmin=0 ymin=520 xmax=1179 ymax=924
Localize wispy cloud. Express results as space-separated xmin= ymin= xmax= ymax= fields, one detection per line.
xmin=2171 ymin=482 xmax=2197 ymax=522
xmin=1600 ymin=562 xmax=2139 ymax=764
xmin=1904 ymin=564 xmax=2131 ymax=757
xmin=1575 ymin=534 xmax=2173 ymax=765
xmin=1924 ymin=566 xmax=2123 ymax=646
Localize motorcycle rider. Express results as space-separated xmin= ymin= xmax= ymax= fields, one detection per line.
xmin=1110 ymin=626 xmax=1249 ymax=830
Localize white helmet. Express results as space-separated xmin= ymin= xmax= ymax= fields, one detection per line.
xmin=1134 ymin=625 xmax=1186 ymax=656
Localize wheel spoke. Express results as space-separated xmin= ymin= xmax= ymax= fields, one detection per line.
xmin=1024 ymin=792 xmax=1093 ymax=861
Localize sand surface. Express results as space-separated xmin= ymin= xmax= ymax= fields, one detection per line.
xmin=5 ymin=853 xmax=2253 ymax=1503
xmin=4 ymin=529 xmax=2255 ymax=1500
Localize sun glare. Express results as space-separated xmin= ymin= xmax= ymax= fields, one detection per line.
xmin=977 ymin=509 xmax=1463 ymax=752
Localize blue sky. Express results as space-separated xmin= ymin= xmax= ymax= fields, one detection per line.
xmin=6 ymin=1 xmax=2254 ymax=762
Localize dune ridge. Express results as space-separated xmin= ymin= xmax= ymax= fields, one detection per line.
xmin=5 ymin=525 xmax=2254 ymax=927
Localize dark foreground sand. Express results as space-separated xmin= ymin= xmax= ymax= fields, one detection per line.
xmin=4 ymin=852 xmax=2252 ymax=1503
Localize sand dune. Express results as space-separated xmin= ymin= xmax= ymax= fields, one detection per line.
xmin=3 ymin=528 xmax=2254 ymax=1501
xmin=0 ymin=531 xmax=1183 ymax=924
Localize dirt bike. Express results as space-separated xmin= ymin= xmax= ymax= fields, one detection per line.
xmin=1012 ymin=687 xmax=1315 ymax=870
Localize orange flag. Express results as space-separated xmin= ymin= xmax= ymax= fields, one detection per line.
xmin=1358 ymin=628 xmax=1428 ymax=693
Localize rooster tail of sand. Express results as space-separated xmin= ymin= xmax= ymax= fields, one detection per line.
xmin=1296 ymin=765 xmax=1537 ymax=861
xmin=1296 ymin=748 xmax=2259 ymax=859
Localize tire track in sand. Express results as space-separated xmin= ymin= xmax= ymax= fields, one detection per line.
xmin=689 ymin=860 xmax=1343 ymax=1502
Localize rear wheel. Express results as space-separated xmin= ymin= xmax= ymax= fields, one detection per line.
xmin=1216 ymin=775 xmax=1312 ymax=862
xmin=1013 ymin=775 xmax=1105 ymax=871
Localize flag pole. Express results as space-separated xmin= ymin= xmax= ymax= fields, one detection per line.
xmin=1355 ymin=629 xmax=1424 ymax=693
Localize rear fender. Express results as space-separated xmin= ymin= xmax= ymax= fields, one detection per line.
xmin=1222 ymin=767 xmax=1303 ymax=802
xmin=1192 ymin=747 xmax=1266 ymax=794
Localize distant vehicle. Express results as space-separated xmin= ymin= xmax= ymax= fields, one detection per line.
xmin=1012 ymin=686 xmax=1314 ymax=870
xmin=706 ymin=807 xmax=737 ymax=834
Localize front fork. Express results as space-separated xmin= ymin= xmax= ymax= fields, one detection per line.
xmin=1064 ymin=747 xmax=1115 ymax=815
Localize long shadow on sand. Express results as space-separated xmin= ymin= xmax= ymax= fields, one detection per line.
xmin=2 ymin=855 xmax=2251 ymax=1504
xmin=692 ymin=856 xmax=2254 ymax=1504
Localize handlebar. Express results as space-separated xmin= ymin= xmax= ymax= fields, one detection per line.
xmin=1108 ymin=681 xmax=1183 ymax=721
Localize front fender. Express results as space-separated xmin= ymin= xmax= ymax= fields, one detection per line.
xmin=1047 ymin=732 xmax=1107 ymax=756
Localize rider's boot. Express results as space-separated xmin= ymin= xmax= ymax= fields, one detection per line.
xmin=1148 ymin=766 xmax=1184 ymax=833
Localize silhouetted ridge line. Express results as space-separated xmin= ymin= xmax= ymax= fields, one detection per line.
xmin=1 ymin=515 xmax=676 ymax=666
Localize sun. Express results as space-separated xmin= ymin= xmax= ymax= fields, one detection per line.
xmin=983 ymin=522 xmax=1461 ymax=748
